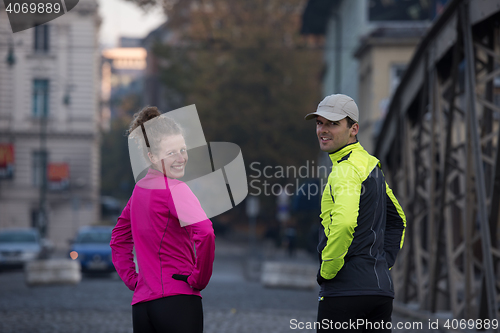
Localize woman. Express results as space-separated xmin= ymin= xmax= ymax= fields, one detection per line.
xmin=110 ymin=106 xmax=215 ymax=333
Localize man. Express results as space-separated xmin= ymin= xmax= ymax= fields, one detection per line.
xmin=304 ymin=94 xmax=406 ymax=332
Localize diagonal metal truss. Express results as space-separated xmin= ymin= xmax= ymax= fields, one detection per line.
xmin=375 ymin=0 xmax=500 ymax=325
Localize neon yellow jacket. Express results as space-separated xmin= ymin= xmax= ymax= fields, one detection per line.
xmin=318 ymin=142 xmax=406 ymax=297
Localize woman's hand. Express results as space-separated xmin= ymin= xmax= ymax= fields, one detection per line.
xmin=172 ymin=274 xmax=190 ymax=283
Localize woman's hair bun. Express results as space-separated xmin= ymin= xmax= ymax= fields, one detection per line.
xmin=128 ymin=106 xmax=161 ymax=135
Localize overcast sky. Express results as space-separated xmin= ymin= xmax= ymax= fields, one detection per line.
xmin=97 ymin=0 xmax=166 ymax=48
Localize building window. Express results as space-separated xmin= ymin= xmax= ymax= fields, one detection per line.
xmin=33 ymin=79 xmax=49 ymax=117
xmin=390 ymin=64 xmax=406 ymax=95
xmin=34 ymin=24 xmax=49 ymax=52
xmin=368 ymin=0 xmax=438 ymax=21
xmin=32 ymin=150 xmax=48 ymax=187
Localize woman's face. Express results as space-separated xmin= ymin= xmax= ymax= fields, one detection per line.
xmin=149 ymin=134 xmax=188 ymax=179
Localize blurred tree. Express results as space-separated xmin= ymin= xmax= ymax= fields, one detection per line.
xmin=132 ymin=0 xmax=323 ymax=167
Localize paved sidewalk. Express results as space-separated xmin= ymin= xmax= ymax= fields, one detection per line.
xmin=0 ymin=239 xmax=439 ymax=333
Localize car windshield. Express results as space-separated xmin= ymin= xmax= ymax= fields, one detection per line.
xmin=76 ymin=231 xmax=111 ymax=244
xmin=0 ymin=232 xmax=37 ymax=243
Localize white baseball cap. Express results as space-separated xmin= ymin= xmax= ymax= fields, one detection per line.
xmin=304 ymin=94 xmax=359 ymax=122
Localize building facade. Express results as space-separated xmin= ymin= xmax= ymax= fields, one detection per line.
xmin=142 ymin=21 xmax=184 ymax=113
xmin=101 ymin=43 xmax=147 ymax=131
xmin=301 ymin=0 xmax=446 ymax=153
xmin=354 ymin=26 xmax=427 ymax=152
xmin=0 ymin=0 xmax=101 ymax=249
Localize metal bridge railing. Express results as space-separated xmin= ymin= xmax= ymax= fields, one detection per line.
xmin=375 ymin=0 xmax=500 ymax=326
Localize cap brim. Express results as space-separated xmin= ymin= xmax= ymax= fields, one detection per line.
xmin=304 ymin=111 xmax=346 ymax=121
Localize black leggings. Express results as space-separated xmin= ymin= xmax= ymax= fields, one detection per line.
xmin=132 ymin=295 xmax=203 ymax=333
xmin=317 ymin=295 xmax=393 ymax=332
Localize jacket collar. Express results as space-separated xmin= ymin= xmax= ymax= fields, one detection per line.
xmin=146 ymin=167 xmax=165 ymax=178
xmin=137 ymin=167 xmax=181 ymax=190
xmin=328 ymin=141 xmax=361 ymax=164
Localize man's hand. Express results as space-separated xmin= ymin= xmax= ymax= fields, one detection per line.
xmin=317 ymin=270 xmax=330 ymax=285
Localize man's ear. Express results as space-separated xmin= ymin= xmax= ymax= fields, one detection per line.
xmin=351 ymin=123 xmax=359 ymax=137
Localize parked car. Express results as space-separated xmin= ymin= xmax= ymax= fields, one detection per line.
xmin=0 ymin=228 xmax=43 ymax=270
xmin=70 ymin=226 xmax=115 ymax=273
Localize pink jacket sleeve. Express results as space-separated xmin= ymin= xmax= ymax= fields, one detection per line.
xmin=186 ymin=219 xmax=215 ymax=290
xmin=110 ymin=199 xmax=138 ymax=291
xmin=170 ymin=182 xmax=216 ymax=290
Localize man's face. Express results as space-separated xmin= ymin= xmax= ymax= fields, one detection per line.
xmin=316 ymin=116 xmax=358 ymax=153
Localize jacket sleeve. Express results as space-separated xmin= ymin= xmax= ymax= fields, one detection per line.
xmin=185 ymin=220 xmax=215 ymax=290
xmin=170 ymin=183 xmax=216 ymax=291
xmin=384 ymin=182 xmax=406 ymax=269
xmin=110 ymin=198 xmax=138 ymax=291
xmin=320 ymin=163 xmax=361 ymax=280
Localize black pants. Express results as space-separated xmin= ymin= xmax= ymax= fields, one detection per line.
xmin=132 ymin=295 xmax=203 ymax=333
xmin=317 ymin=295 xmax=393 ymax=332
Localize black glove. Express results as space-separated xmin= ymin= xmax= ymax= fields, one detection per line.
xmin=172 ymin=274 xmax=190 ymax=283
xmin=317 ymin=270 xmax=329 ymax=286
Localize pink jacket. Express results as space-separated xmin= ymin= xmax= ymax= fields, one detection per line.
xmin=110 ymin=168 xmax=215 ymax=305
